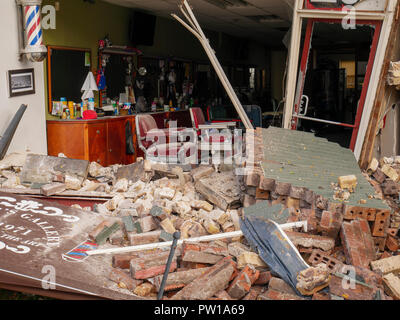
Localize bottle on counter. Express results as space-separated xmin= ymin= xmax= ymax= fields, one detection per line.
xmin=60 ymin=97 xmax=67 ymax=109
xmin=82 ymin=100 xmax=88 ymax=113
xmin=68 ymin=101 xmax=75 ymax=119
xmin=151 ymin=99 xmax=157 ymax=112
xmin=88 ymin=98 xmax=95 ymax=111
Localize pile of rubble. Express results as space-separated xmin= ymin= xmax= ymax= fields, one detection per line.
xmin=1 ymin=146 xmax=400 ymax=300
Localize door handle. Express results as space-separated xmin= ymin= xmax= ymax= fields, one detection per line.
xmin=299 ymin=95 xmax=309 ymax=116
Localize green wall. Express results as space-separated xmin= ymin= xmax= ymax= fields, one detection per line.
xmin=43 ymin=0 xmax=133 ymax=119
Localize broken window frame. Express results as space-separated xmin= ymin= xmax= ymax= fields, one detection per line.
xmin=282 ymin=0 xmax=397 ymax=158
xmin=291 ymin=18 xmax=382 ymax=152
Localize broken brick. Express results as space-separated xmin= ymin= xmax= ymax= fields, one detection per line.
xmin=319 ymin=210 xmax=343 ymax=239
xmin=237 ymin=251 xmax=267 ymax=269
xmin=242 ymin=286 xmax=265 ymax=300
xmin=258 ymin=289 xmax=305 ymax=300
xmin=170 ymin=257 xmax=236 ymax=300
xmin=40 ymin=182 xmax=66 ymax=196
xmin=227 ymin=265 xmax=259 ymax=299
xmin=328 ymin=274 xmax=378 ymax=300
xmin=182 ymin=243 xmax=227 ymax=265
xmin=296 ymin=264 xmax=330 ymax=296
xmin=340 ymin=219 xmax=376 ymax=268
xmin=128 ymin=230 xmax=162 ymax=245
xmin=268 ymin=277 xmax=296 ymax=295
xmin=130 ymin=251 xmax=177 ymax=279
xmin=213 ymin=290 xmax=234 ymax=300
xmin=371 ymin=255 xmax=400 ymax=275
xmin=133 ymin=282 xmax=157 ymax=297
xmin=372 ymin=210 xmax=390 ymax=237
xmin=254 ymin=271 xmax=272 ymax=285
xmin=383 ymin=273 xmax=400 ymax=299
xmin=152 ymin=267 xmax=211 ymax=292
xmin=109 ymin=268 xmax=142 ymax=291
xmin=386 ymin=236 xmax=399 ymax=252
xmin=286 ymin=231 xmax=335 ymax=252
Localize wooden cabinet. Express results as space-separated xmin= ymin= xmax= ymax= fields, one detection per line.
xmin=87 ymin=122 xmax=107 ymax=166
xmin=47 ymin=116 xmax=137 ymax=167
xmin=46 ymin=111 xmax=190 ymax=166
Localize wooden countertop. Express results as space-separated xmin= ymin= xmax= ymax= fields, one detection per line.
xmin=47 ymin=109 xmax=190 ymax=124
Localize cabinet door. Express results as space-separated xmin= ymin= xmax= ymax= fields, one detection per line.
xmin=87 ymin=123 xmax=107 ymax=166
xmin=47 ymin=122 xmax=85 ymax=159
xmin=107 ymin=119 xmax=128 ymax=165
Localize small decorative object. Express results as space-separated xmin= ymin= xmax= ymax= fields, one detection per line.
xmin=81 ymin=71 xmax=99 ymax=101
xmin=8 ymin=68 xmax=35 ymax=97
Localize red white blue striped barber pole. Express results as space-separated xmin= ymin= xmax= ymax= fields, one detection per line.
xmin=24 ymin=5 xmax=43 ymax=46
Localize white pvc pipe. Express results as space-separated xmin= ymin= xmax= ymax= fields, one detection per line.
xmin=86 ymin=221 xmax=307 ymax=256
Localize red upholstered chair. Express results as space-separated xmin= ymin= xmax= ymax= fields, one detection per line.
xmin=189 ymin=107 xmax=237 ymax=164
xmin=136 ymin=114 xmax=197 ymax=164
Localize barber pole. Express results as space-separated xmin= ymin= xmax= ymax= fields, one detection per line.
xmin=16 ymin=0 xmax=47 ymax=62
xmin=24 ymin=5 xmax=43 ymax=47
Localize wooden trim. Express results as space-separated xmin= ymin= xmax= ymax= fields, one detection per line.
xmin=46 ymin=45 xmax=92 ymax=114
xmin=83 ymin=123 xmax=89 ymax=160
xmin=358 ymin=1 xmax=400 ymax=168
xmin=354 ymin=0 xmax=398 ymax=159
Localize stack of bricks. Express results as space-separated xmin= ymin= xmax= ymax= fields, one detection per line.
xmin=107 ymin=240 xmax=273 ymax=300
xmin=364 ymin=156 xmax=400 ymax=255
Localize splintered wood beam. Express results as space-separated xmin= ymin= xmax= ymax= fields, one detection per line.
xmin=172 ymin=0 xmax=253 ymax=130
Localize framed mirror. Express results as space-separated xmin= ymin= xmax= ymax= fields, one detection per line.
xmin=47 ymin=46 xmax=92 ymax=113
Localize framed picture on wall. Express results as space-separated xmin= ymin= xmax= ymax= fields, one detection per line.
xmin=8 ymin=68 xmax=35 ymax=97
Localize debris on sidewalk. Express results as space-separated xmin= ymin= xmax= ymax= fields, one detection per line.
xmin=1 ymin=127 xmax=399 ymax=300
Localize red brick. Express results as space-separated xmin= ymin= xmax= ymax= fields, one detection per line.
xmin=245 ymin=172 xmax=260 ymax=187
xmin=319 ymin=210 xmax=343 ymax=239
xmin=312 ymin=291 xmax=330 ymax=300
xmin=274 ymin=182 xmax=291 ymax=195
xmin=374 ymin=237 xmax=387 ymax=252
xmin=286 ymin=231 xmax=335 ymax=252
xmin=152 ymin=267 xmax=211 ymax=292
xmin=128 ymin=230 xmax=161 ymax=245
xmin=255 ymin=188 xmax=270 ymax=200
xmin=329 ymin=274 xmax=379 ymax=300
xmin=258 ymin=289 xmax=305 ymax=300
xmin=268 ymin=277 xmax=296 ymax=295
xmin=308 ymin=249 xmax=344 ymax=273
xmin=170 ymin=257 xmax=237 ymax=300
xmin=88 ymin=220 xmax=112 ymax=241
xmin=259 ymin=177 xmax=275 ymax=191
xmin=227 ymin=265 xmax=259 ymax=299
xmin=213 ymin=290 xmax=234 ymax=300
xmin=372 ymin=210 xmax=390 ymax=237
xmin=340 ymin=219 xmax=376 ymax=268
xmin=130 ymin=251 xmax=177 ymax=279
xmin=108 ymin=268 xmax=142 ymax=291
xmin=182 ymin=242 xmax=228 ymax=264
xmin=254 ymin=271 xmax=272 ymax=285
xmin=112 ymin=253 xmax=140 ymax=269
xmin=242 ymin=286 xmax=265 ymax=300
xmin=386 ymin=236 xmax=399 ymax=252
xmin=381 ymin=251 xmax=393 ymax=259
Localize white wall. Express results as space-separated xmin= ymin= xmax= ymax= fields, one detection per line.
xmin=0 ymin=0 xmax=47 ymax=155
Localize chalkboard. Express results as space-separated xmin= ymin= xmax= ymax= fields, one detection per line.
xmin=47 ymin=46 xmax=91 ymax=112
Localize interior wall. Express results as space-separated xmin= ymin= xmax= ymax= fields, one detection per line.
xmin=270 ymin=50 xmax=287 ymax=104
xmin=0 ymin=0 xmax=47 ymax=155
